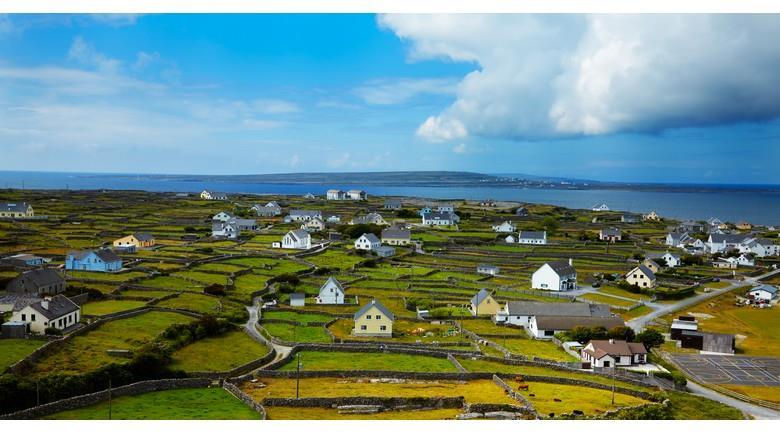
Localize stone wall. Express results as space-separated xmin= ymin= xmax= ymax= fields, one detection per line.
xmin=0 ymin=378 xmax=213 ymax=420
xmin=492 ymin=374 xmax=537 ymax=417
xmin=261 ymin=396 xmax=465 ymax=410
xmin=222 ymin=380 xmax=267 ymax=419
xmin=188 ymin=347 xmax=277 ymax=379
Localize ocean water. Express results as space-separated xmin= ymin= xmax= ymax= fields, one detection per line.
xmin=1 ymin=171 xmax=779 ymax=225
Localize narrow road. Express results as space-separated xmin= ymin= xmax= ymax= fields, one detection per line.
xmin=245 ymin=294 xmax=293 ymax=364
xmin=685 ymin=381 xmax=780 ymax=419
xmin=627 ymin=268 xmax=780 ymax=332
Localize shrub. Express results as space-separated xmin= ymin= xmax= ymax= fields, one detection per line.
xmin=44 ymin=327 xmax=62 ymax=336
xmin=396 ymin=209 xmax=418 ymax=218
xmin=636 ymin=329 xmax=665 ymax=349
xmin=204 ymin=283 xmax=226 ymax=296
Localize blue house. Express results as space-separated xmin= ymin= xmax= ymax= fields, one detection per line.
xmin=66 ymin=249 xmax=122 ymax=272
xmin=418 ymin=207 xmax=432 ymax=216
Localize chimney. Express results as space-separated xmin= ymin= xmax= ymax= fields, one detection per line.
xmin=40 ymin=297 xmax=51 ymax=310
xmin=568 ymin=258 xmax=573 ymax=266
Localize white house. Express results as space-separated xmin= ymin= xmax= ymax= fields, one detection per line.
xmin=290 ymin=293 xmax=305 ymax=307
xmin=351 ymin=213 xmax=388 ymax=226
xmin=477 ymin=264 xmax=499 ymax=276
xmin=581 ymin=339 xmax=647 ymax=368
xmin=12 ymin=295 xmax=80 ymax=334
xmin=253 ymin=202 xmax=282 ymax=217
xmin=726 ymin=254 xmax=755 ymax=267
xmin=739 ymin=238 xmax=780 ymax=258
xmin=301 ymin=217 xmax=326 ymax=232
xmin=381 ymin=227 xmax=411 ymax=245
xmin=708 ymin=233 xmax=752 ymax=253
xmin=421 ymin=211 xmax=459 ymax=226
xmin=496 ymin=301 xmax=611 ymax=327
xmin=212 ymin=211 xmax=234 ymax=222
xmin=287 ymin=209 xmax=322 ymax=222
xmin=212 ymin=220 xmax=239 ymax=239
xmin=346 ymin=190 xmax=367 ymax=200
xmin=282 ymin=229 xmax=312 ymax=250
xmin=316 ymin=276 xmax=346 ymax=304
xmin=355 ymin=233 xmax=381 ymax=251
xmin=599 ymin=228 xmax=622 ymax=242
xmin=658 ymin=252 xmax=681 ymax=268
xmin=492 ymin=221 xmax=516 ymax=233
xmin=747 ymin=285 xmax=778 ymax=302
xmin=200 ymin=190 xmax=227 ymax=200
xmin=666 ymin=232 xmax=691 ymax=248
xmin=437 ymin=203 xmax=455 ymax=213
xmin=326 ymin=189 xmax=345 ymax=200
xmin=592 ymin=203 xmax=610 ymax=212
xmin=531 ymin=259 xmax=577 ymax=291
xmin=626 ymin=265 xmax=656 ymax=289
xmin=517 ymin=231 xmax=547 ymax=245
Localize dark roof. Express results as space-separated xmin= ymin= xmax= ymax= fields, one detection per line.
xmin=0 ymin=202 xmax=31 ymax=212
xmin=354 ymin=299 xmax=395 ymax=321
xmin=381 ymin=227 xmax=411 ymax=240
xmin=534 ymin=315 xmax=624 ymax=331
xmin=13 ymin=268 xmax=64 ymax=288
xmin=29 ymin=295 xmax=79 ymax=320
xmin=320 ymin=276 xmax=345 ymax=294
xmin=134 ymin=232 xmax=154 ymax=241
xmin=290 ymin=293 xmax=305 ymax=300
xmin=584 ymin=340 xmax=647 ymax=358
xmin=710 ymin=233 xmax=751 ymax=244
xmin=288 ymin=229 xmax=310 ymax=240
xmin=750 ymin=285 xmax=778 ymax=294
xmin=518 ymin=231 xmax=546 ymax=240
xmin=68 ymin=249 xmax=121 ymax=263
xmin=359 ymin=233 xmax=380 ymax=243
xmin=546 ymin=260 xmax=576 ymax=276
xmin=600 ymin=228 xmax=621 ymax=236
xmin=506 ymin=301 xmax=610 ymax=317
xmin=630 ymin=264 xmax=656 ymax=279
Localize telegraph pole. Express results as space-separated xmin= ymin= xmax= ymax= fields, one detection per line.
xmin=36 ymin=381 xmax=40 ymax=406
xmin=295 ymin=352 xmax=301 ymax=399
xmin=611 ymin=367 xmax=616 ymax=405
xmin=108 ymin=379 xmax=113 ymax=420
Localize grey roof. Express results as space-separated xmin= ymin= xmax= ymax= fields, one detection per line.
xmin=505 ymin=301 xmax=610 ymax=317
xmin=381 ymin=227 xmax=411 ymax=240
xmin=289 ymin=229 xmax=310 ymax=241
xmin=11 ymin=269 xmax=64 ymax=289
xmin=710 ymin=233 xmax=751 ymax=244
xmin=354 ymin=299 xmax=395 ymax=321
xmin=750 ymin=285 xmax=778 ymax=294
xmin=471 ymin=288 xmax=491 ymax=305
xmin=321 ymin=276 xmax=345 ymax=293
xmin=134 ymin=232 xmax=154 ymax=241
xmin=423 ymin=211 xmax=455 ymax=220
xmin=477 ymin=264 xmax=499 ymax=270
xmin=643 ymin=259 xmax=662 ymax=269
xmin=29 ymin=295 xmax=79 ymax=320
xmin=518 ymin=231 xmax=546 ymax=240
xmin=534 ymin=315 xmax=624 ymax=331
xmin=384 ymin=199 xmax=402 ymax=206
xmin=359 ymin=233 xmax=380 ymax=243
xmin=289 ymin=209 xmax=321 ymax=217
xmin=601 ymin=228 xmax=621 ymax=236
xmin=546 ymin=260 xmax=576 ymax=276
xmin=290 ymin=293 xmax=305 ymax=300
xmin=631 ymin=264 xmax=656 ymax=279
xmin=68 ymin=249 xmax=121 ymax=263
xmin=0 ymin=202 xmax=32 ymax=212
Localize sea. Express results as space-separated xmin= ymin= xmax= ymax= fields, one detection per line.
xmin=1 ymin=171 xmax=779 ymax=226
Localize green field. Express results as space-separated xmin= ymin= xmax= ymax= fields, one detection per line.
xmin=44 ymin=387 xmax=262 ymax=420
xmin=81 ymin=299 xmax=148 ymax=316
xmin=0 ymin=339 xmax=46 ymax=371
xmin=170 ymin=330 xmax=270 ymax=372
xmin=260 ymin=322 xmax=332 ymax=343
xmin=278 ymin=350 xmax=459 ymax=372
xmin=494 ymin=337 xmax=577 ymax=362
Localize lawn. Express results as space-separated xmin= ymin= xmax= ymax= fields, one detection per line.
xmin=242 ymin=377 xmax=516 ymax=405
xmin=597 ymin=285 xmax=648 ymax=301
xmin=170 ymin=330 xmax=270 ymax=372
xmin=720 ymin=384 xmax=780 ymax=404
xmin=67 ymin=270 xmax=148 ymax=282
xmin=30 ymin=311 xmax=194 ymax=377
xmin=265 ymin=407 xmax=461 ymax=420
xmin=156 ymin=293 xmax=221 ymax=314
xmin=44 ymin=387 xmax=262 ymax=420
xmin=579 ymin=293 xmax=638 ymax=308
xmin=262 ymin=310 xmax=333 ymax=324
xmin=495 ymin=337 xmax=577 ymax=362
xmin=460 ymin=319 xmax=527 ymax=336
xmin=172 ymin=270 xmax=231 ymax=286
xmin=620 ymin=305 xmax=652 ymax=321
xmin=305 ymin=249 xmax=366 ymax=270
xmin=81 ymin=299 xmax=148 ymax=316
xmin=328 ymin=318 xmax=468 ymax=345
xmin=517 ymin=381 xmax=649 ymax=417
xmin=260 ymin=322 xmax=332 ymax=343
xmin=663 ymin=390 xmax=744 ymax=420
xmin=0 ymin=339 xmax=46 ymax=371
xmin=277 ymin=350 xmax=459 ymax=372
xmin=137 ymin=275 xmax=203 ymax=291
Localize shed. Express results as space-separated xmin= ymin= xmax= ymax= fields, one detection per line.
xmin=1 ymin=321 xmax=27 ymax=338
xmin=290 ymin=293 xmax=305 ymax=307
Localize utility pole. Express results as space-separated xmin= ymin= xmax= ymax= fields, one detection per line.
xmin=611 ymin=366 xmax=616 ymax=405
xmin=295 ymin=352 xmax=301 ymax=399
xmin=108 ymin=379 xmax=113 ymax=420
xmin=36 ymin=381 xmax=40 ymax=406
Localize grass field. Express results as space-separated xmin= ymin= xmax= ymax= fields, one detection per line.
xmin=459 ymin=319 xmax=527 ymax=336
xmin=44 ymin=387 xmax=262 ymax=420
xmin=720 ymin=384 xmax=780 ymax=404
xmin=277 ymin=350 xmax=459 ymax=372
xmin=663 ymin=390 xmax=744 ymax=420
xmin=265 ymin=406 xmax=461 ymax=420
xmin=494 ymin=337 xmax=577 ymax=362
xmin=67 ymin=271 xmax=148 ymax=282
xmin=81 ymin=299 xmax=148 ymax=316
xmin=579 ymin=293 xmax=638 ymax=308
xmin=0 ymin=339 xmax=46 ymax=371
xmin=242 ymin=377 xmax=517 ymax=405
xmin=262 ymin=310 xmax=334 ymax=324
xmin=261 ymin=322 xmax=332 ymax=343
xmin=30 ymin=311 xmax=194 ymax=377
xmin=518 ymin=381 xmax=649 ymax=417
xmin=156 ymin=293 xmax=221 ymax=314
xmin=170 ymin=330 xmax=270 ymax=372
xmin=328 ymin=318 xmax=468 ymax=344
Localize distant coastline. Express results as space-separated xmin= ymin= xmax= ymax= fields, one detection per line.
xmin=1 ymin=170 xmax=779 ymax=225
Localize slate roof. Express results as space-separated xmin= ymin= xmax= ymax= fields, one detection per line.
xmin=505 ymin=301 xmax=610 ymax=317
xmin=601 ymin=228 xmax=621 ymax=236
xmin=288 ymin=229 xmax=311 ymax=241
xmin=354 ymin=299 xmax=395 ymax=321
xmin=546 ymin=260 xmax=576 ymax=276
xmin=471 ymin=289 xmax=491 ymax=306
xmin=630 ymin=264 xmax=656 ymax=280
xmin=68 ymin=249 xmax=121 ymax=263
xmin=320 ymin=276 xmax=345 ymax=294
xmin=381 ymin=227 xmax=411 ymax=240
xmin=290 ymin=293 xmax=305 ymax=301
xmin=750 ymin=285 xmax=778 ymax=295
xmin=289 ymin=209 xmax=322 ymax=217
xmin=534 ymin=315 xmax=624 ymax=331
xmin=710 ymin=233 xmax=752 ymax=244
xmin=359 ymin=233 xmax=380 ymax=244
xmin=0 ymin=202 xmax=31 ymax=212
xmin=12 ymin=269 xmax=64 ymax=288
xmin=134 ymin=232 xmax=154 ymax=242
xmin=28 ymin=295 xmax=79 ymax=320
xmin=518 ymin=231 xmax=546 ymax=240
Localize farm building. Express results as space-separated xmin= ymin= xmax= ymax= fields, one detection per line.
xmin=6 ymin=269 xmax=66 ymax=296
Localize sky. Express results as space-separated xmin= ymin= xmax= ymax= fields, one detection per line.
xmin=1 ymin=13 xmax=779 ymax=184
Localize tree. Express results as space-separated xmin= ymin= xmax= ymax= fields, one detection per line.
xmin=636 ymin=329 xmax=665 ymax=349
xmin=396 ymin=209 xmax=418 ymax=219
xmin=608 ymin=326 xmax=636 ymax=342
xmin=541 ymin=216 xmax=559 ymax=234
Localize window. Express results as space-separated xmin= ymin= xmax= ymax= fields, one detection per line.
xmin=366 ymin=315 xmax=371 ymax=319
xmin=21 ymin=314 xmax=26 ymax=321
xmin=376 ymin=315 xmax=381 ymax=320
xmin=360 ymin=325 xmax=367 ymax=330
xmin=31 ymin=314 xmax=36 ymax=321
xmin=544 ymin=330 xmax=554 ymax=336
xmin=380 ymin=325 xmax=386 ymax=331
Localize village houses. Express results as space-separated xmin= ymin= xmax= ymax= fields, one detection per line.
xmin=0 ymin=202 xmax=35 ymax=219
xmin=351 ymin=212 xmax=388 ymax=226
xmin=12 ymin=295 xmax=81 ymax=334
xmin=6 ymin=269 xmax=66 ymax=296
xmin=515 ymin=231 xmax=547 ymax=245
xmin=66 ymin=249 xmax=122 ymax=272
xmin=477 ymin=264 xmax=499 ymax=276
xmin=532 ymin=259 xmax=577 ymax=291
xmin=316 ymin=276 xmax=346 ymax=304
xmin=581 ymin=339 xmax=648 ymax=368
xmin=626 ymin=264 xmax=656 ymax=288
xmin=381 ymin=226 xmax=411 ymax=245
xmin=470 ymin=289 xmax=500 ymax=316
xmin=113 ymin=232 xmax=155 ymax=251
xmin=200 ymin=190 xmax=227 ymax=200
xmin=492 ymin=221 xmax=516 ymax=233
xmin=281 ymin=229 xmax=312 ymax=250
xmin=599 ymin=227 xmax=622 ymax=242
xmin=353 ymin=299 xmax=394 ymax=337
xmin=354 ymin=233 xmax=381 ymax=251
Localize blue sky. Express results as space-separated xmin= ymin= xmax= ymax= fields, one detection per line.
xmin=1 ymin=14 xmax=779 ymax=184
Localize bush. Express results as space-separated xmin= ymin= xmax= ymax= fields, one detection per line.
xmin=204 ymin=283 xmax=226 ymax=296
xmin=636 ymin=329 xmax=665 ymax=349
xmin=338 ymin=223 xmax=382 ymax=239
xmin=396 ymin=209 xmax=418 ymax=218
xmin=44 ymin=327 xmax=62 ymax=336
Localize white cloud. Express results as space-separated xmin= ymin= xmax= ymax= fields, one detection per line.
xmin=68 ymin=36 xmax=121 ymax=74
xmin=452 ymin=143 xmax=467 ymax=154
xmin=133 ymin=51 xmax=160 ymax=70
xmin=0 ymin=66 xmax=165 ymax=96
xmin=416 ymin=115 xmax=467 ymax=142
xmin=290 ymin=154 xmax=301 ymax=167
xmin=328 ymin=152 xmax=351 ymax=168
xmin=355 ymin=77 xmax=458 ymax=105
xmin=380 ymin=14 xmax=780 ymax=141
xmin=251 ymin=98 xmax=300 ymax=114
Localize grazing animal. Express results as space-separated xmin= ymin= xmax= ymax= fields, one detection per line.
xmin=553 ymin=398 xmax=562 ymax=402
xmin=517 ymin=384 xmax=529 ymax=391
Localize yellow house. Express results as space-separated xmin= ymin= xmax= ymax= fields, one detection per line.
xmin=626 ymin=265 xmax=656 ymax=289
xmin=470 ymin=289 xmax=500 ymax=316
xmin=353 ymin=299 xmax=394 ymax=337
xmin=642 ymin=258 xmax=661 ymax=274
xmin=1 ymin=202 xmax=34 ymax=218
xmin=113 ymin=232 xmax=156 ymax=250
xmin=642 ymin=211 xmax=660 ymax=222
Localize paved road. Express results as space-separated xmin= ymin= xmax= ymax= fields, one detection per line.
xmin=626 ymin=268 xmax=780 ymax=332
xmin=244 ymin=294 xmax=293 ymax=365
xmin=685 ymin=380 xmax=780 ymax=419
